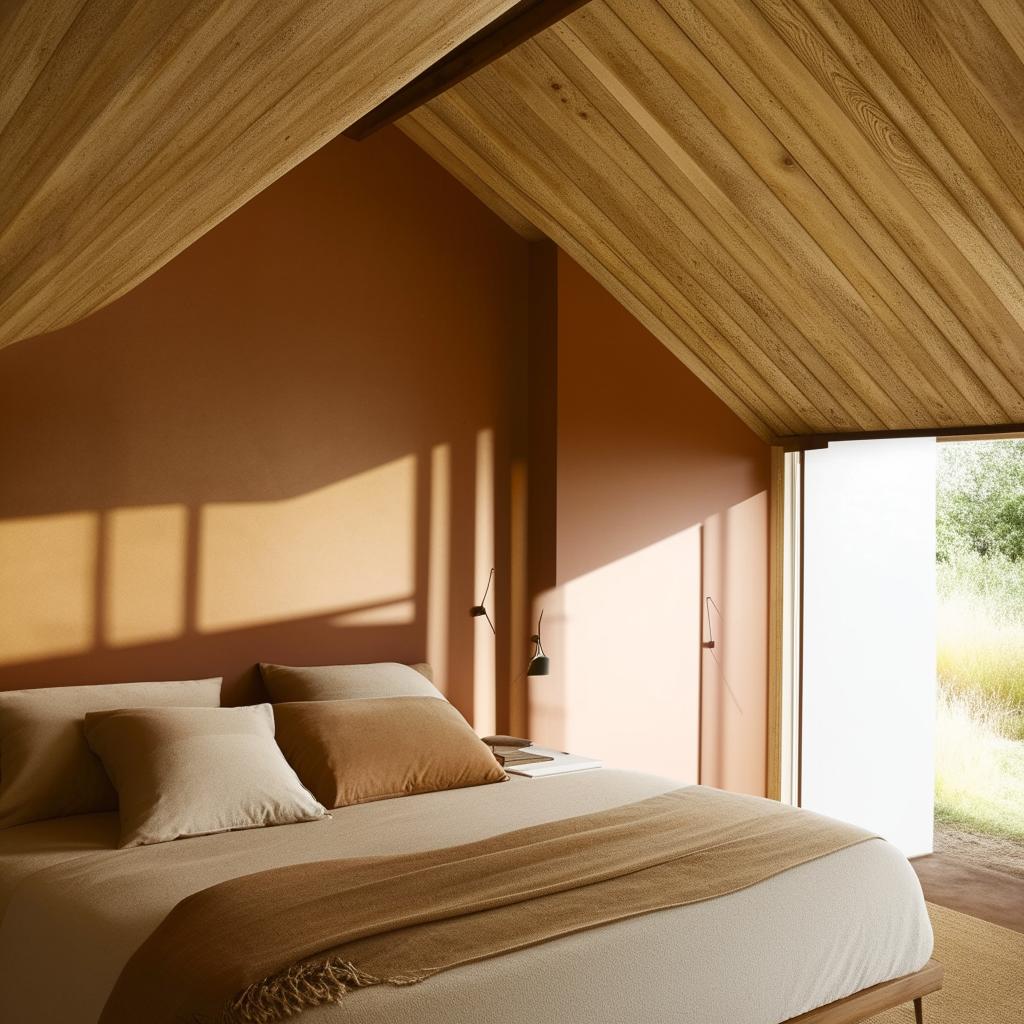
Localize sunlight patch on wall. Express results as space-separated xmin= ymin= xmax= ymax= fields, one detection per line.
xmin=104 ymin=504 xmax=187 ymax=646
xmin=0 ymin=512 xmax=98 ymax=665
xmin=508 ymin=457 xmax=529 ymax=733
xmin=197 ymin=456 xmax=417 ymax=633
xmin=427 ymin=443 xmax=451 ymax=695
xmin=473 ymin=429 xmax=496 ymax=734
xmin=700 ymin=493 xmax=769 ymax=795
xmin=328 ymin=599 xmax=416 ymax=627
xmin=529 ymin=528 xmax=702 ymax=781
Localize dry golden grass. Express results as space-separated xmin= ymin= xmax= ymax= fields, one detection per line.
xmin=934 ymin=688 xmax=1024 ymax=840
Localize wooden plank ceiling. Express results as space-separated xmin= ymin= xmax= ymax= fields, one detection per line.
xmin=0 ymin=0 xmax=517 ymax=351
xmin=402 ymin=0 xmax=1024 ymax=440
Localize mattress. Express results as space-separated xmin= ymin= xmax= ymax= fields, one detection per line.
xmin=0 ymin=770 xmax=933 ymax=1024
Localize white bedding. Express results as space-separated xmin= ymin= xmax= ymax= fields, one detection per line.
xmin=0 ymin=770 xmax=933 ymax=1024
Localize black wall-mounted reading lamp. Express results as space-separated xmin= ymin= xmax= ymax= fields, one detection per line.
xmin=470 ymin=568 xmax=496 ymax=634
xmin=702 ymin=596 xmax=719 ymax=649
xmin=527 ymin=609 xmax=550 ymax=676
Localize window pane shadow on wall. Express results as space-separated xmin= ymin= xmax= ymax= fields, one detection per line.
xmin=0 ymin=126 xmax=530 ymax=715
xmin=0 ymin=437 xmax=491 ymax=711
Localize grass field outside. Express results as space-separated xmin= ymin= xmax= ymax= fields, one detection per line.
xmin=934 ymin=686 xmax=1024 ymax=840
xmin=936 ymin=440 xmax=1024 ymax=850
xmin=937 ymin=555 xmax=1024 ymax=737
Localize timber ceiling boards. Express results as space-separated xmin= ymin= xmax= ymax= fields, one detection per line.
xmin=402 ymin=0 xmax=1024 ymax=441
xmin=0 ymin=0 xmax=518 ymax=350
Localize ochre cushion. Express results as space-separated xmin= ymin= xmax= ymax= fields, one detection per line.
xmin=84 ymin=704 xmax=326 ymax=848
xmin=260 ymin=661 xmax=443 ymax=703
xmin=0 ymin=678 xmax=222 ymax=829
xmin=272 ymin=696 xmax=506 ymax=808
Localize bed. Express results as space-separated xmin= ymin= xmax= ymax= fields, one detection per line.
xmin=0 ymin=768 xmax=935 ymax=1024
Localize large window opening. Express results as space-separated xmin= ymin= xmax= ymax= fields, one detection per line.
xmin=935 ymin=439 xmax=1024 ymax=878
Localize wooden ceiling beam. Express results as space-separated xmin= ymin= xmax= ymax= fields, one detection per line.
xmin=344 ymin=0 xmax=593 ymax=141
xmin=776 ymin=422 xmax=1024 ymax=452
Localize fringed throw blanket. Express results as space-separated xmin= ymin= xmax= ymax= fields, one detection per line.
xmin=99 ymin=787 xmax=875 ymax=1024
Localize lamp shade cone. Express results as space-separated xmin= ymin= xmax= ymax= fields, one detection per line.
xmin=527 ymin=655 xmax=550 ymax=677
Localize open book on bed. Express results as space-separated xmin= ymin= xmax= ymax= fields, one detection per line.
xmin=502 ymin=746 xmax=603 ymax=778
xmin=483 ymin=737 xmax=602 ymax=778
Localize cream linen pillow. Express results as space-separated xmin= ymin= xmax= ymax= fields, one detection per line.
xmin=0 ymin=678 xmax=222 ymax=829
xmin=259 ymin=661 xmax=443 ymax=703
xmin=84 ymin=704 xmax=326 ymax=848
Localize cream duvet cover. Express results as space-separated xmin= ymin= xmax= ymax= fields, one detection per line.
xmin=0 ymin=770 xmax=932 ymax=1024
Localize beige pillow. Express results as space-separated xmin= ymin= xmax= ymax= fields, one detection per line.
xmin=84 ymin=704 xmax=326 ymax=848
xmin=0 ymin=678 xmax=222 ymax=829
xmin=273 ymin=696 xmax=507 ymax=808
xmin=260 ymin=661 xmax=443 ymax=703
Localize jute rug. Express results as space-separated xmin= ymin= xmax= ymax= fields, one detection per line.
xmin=868 ymin=902 xmax=1023 ymax=1023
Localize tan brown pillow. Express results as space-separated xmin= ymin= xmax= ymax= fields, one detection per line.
xmin=0 ymin=678 xmax=222 ymax=829
xmin=260 ymin=661 xmax=443 ymax=703
xmin=84 ymin=704 xmax=326 ymax=848
xmin=273 ymin=697 xmax=507 ymax=808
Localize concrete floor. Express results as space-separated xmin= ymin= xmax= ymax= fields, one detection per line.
xmin=912 ymin=853 xmax=1024 ymax=934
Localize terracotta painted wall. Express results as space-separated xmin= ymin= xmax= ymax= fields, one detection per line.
xmin=528 ymin=251 xmax=770 ymax=795
xmin=0 ymin=127 xmax=529 ymax=722
xmin=0 ymin=131 xmax=770 ymax=790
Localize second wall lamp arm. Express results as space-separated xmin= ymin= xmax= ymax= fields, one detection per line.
xmin=471 ymin=567 xmax=496 ymax=634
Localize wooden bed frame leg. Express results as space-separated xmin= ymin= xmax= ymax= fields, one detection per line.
xmin=914 ymin=996 xmax=923 ymax=1023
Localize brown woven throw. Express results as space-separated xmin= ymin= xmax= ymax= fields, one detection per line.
xmin=99 ymin=786 xmax=875 ymax=1024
